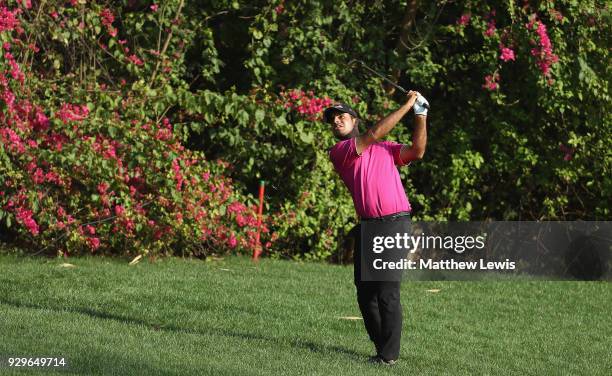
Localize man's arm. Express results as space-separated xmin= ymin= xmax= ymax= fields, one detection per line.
xmin=399 ymin=114 xmax=427 ymax=163
xmin=356 ymin=91 xmax=419 ymax=155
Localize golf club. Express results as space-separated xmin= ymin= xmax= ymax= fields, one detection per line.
xmin=348 ymin=59 xmax=430 ymax=109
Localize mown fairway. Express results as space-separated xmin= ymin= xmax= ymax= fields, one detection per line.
xmin=0 ymin=254 xmax=610 ymax=375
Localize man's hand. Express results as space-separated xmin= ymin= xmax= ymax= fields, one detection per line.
xmin=356 ymin=91 xmax=420 ymax=154
xmin=413 ymin=95 xmax=429 ymax=116
xmin=405 ymin=90 xmax=420 ymax=108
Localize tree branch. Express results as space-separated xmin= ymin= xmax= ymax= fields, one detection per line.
xmin=150 ymin=0 xmax=185 ymax=85
xmin=386 ymin=0 xmax=418 ymax=95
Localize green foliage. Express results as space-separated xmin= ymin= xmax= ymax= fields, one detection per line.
xmin=0 ymin=0 xmax=274 ymax=257
xmin=184 ymin=0 xmax=610 ymax=257
xmin=1 ymin=0 xmax=610 ymax=260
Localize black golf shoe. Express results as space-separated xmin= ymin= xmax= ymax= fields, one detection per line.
xmin=368 ymin=355 xmax=398 ymax=366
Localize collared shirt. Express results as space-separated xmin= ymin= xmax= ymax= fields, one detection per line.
xmin=329 ymin=137 xmax=411 ymax=218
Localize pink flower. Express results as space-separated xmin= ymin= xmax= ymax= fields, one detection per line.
xmin=114 ymin=205 xmax=125 ymax=216
xmin=15 ymin=207 xmax=39 ymax=236
xmin=150 ymin=4 xmax=159 ymax=12
xmin=227 ymin=201 xmax=247 ymax=214
xmin=500 ymin=47 xmax=515 ymax=62
xmin=99 ymin=9 xmax=114 ymax=27
xmin=2 ymin=89 xmax=16 ymax=108
xmin=228 ymin=234 xmax=238 ymax=248
xmin=33 ymin=111 xmax=50 ymax=131
xmin=26 ymin=161 xmax=37 ymax=173
xmin=0 ymin=127 xmax=26 ymax=153
xmin=124 ymin=218 xmax=135 ymax=232
xmin=155 ymin=128 xmax=172 ymax=141
xmin=45 ymin=171 xmax=60 ymax=184
xmin=172 ymin=159 xmax=185 ymax=191
xmin=282 ymin=89 xmax=334 ymax=120
xmin=31 ymin=168 xmax=45 ymax=184
xmin=56 ymin=103 xmax=89 ymax=123
xmin=102 ymin=145 xmax=117 ymax=160
xmin=97 ymin=182 xmax=109 ymax=194
xmin=45 ymin=133 xmax=67 ymax=151
xmin=484 ymin=20 xmax=496 ymax=37
xmin=236 ymin=214 xmax=247 ymax=227
xmin=527 ymin=18 xmax=558 ymax=77
xmin=0 ymin=7 xmax=21 ymax=32
xmin=3 ymin=51 xmax=25 ymax=83
xmin=457 ymin=13 xmax=471 ymax=26
xmin=88 ymin=237 xmax=100 ymax=250
xmin=482 ymin=73 xmax=499 ymax=91
xmin=172 ymin=158 xmax=181 ymax=174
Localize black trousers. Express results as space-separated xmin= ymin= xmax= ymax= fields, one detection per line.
xmin=353 ymin=220 xmax=405 ymax=361
xmin=355 ymin=280 xmax=402 ymax=361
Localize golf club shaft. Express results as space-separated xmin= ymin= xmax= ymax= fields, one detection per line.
xmin=353 ymin=60 xmax=430 ymax=109
xmin=359 ymin=63 xmax=408 ymax=94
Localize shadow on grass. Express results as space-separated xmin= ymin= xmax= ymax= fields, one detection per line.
xmin=1 ymin=299 xmax=364 ymax=363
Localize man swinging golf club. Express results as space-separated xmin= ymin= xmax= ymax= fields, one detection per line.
xmin=325 ymin=91 xmax=428 ymax=365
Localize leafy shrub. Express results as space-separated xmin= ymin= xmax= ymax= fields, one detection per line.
xmin=1 ymin=1 xmax=609 ymax=260
xmin=0 ymin=1 xmax=274 ymax=257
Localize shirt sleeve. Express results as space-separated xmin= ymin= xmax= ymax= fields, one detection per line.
xmin=329 ymin=138 xmax=359 ymax=170
xmin=385 ymin=141 xmax=410 ymax=167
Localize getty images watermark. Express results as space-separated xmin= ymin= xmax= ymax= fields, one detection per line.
xmin=371 ymin=232 xmax=516 ymax=271
xmin=359 ymin=221 xmax=611 ymax=281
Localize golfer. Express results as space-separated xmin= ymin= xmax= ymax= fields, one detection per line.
xmin=325 ymin=91 xmax=428 ymax=365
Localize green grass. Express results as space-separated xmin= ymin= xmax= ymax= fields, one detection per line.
xmin=0 ymin=253 xmax=610 ymax=375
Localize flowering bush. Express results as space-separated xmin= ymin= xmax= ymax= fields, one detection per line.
xmin=216 ymin=0 xmax=609 ymax=248
xmin=527 ymin=17 xmax=559 ymax=78
xmin=1 ymin=0 xmax=609 ymax=261
xmin=0 ymin=1 xmax=275 ymax=257
xmin=279 ymin=89 xmax=332 ymax=121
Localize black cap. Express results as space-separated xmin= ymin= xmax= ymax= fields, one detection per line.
xmin=323 ymin=103 xmax=359 ymax=123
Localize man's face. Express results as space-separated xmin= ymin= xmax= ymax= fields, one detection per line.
xmin=330 ymin=111 xmax=356 ymax=139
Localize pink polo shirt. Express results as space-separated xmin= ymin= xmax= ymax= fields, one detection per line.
xmin=329 ymin=138 xmax=411 ymax=218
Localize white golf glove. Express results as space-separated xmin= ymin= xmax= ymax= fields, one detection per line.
xmin=413 ymin=95 xmax=429 ymax=116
